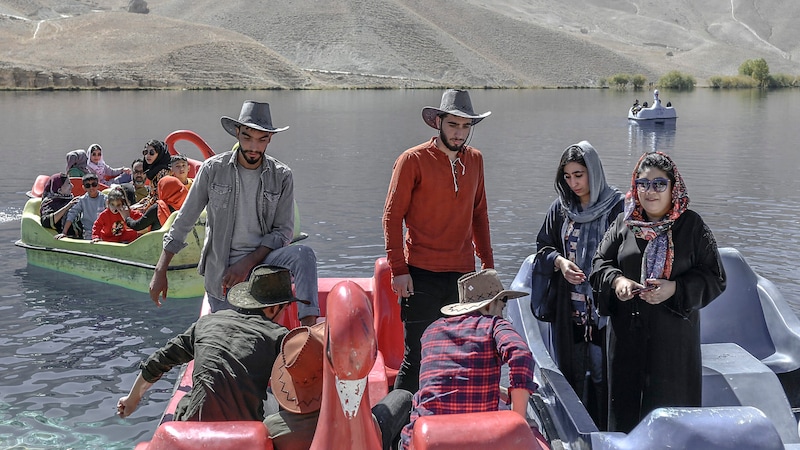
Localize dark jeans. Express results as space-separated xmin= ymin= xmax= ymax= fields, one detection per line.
xmin=393 ymin=266 xmax=465 ymax=393
xmin=373 ymin=389 xmax=413 ymax=450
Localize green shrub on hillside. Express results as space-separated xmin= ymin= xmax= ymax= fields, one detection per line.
xmin=631 ymin=74 xmax=648 ymax=89
xmin=768 ymin=73 xmax=797 ymax=88
xmin=657 ymin=71 xmax=695 ymax=90
xmin=609 ymin=73 xmax=630 ymax=89
xmin=739 ymin=58 xmax=770 ymax=87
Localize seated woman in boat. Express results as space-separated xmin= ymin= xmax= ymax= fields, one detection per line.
xmin=65 ymin=149 xmax=91 ymax=177
xmin=169 ymin=153 xmax=193 ymax=190
xmin=132 ymin=139 xmax=172 ymax=213
xmin=91 ymin=186 xmax=141 ymax=244
xmin=87 ymin=143 xmax=131 ymax=184
xmin=39 ymin=173 xmax=81 ymax=238
xmin=399 ymin=269 xmax=537 ymax=449
xmin=121 ymin=176 xmax=188 ymax=233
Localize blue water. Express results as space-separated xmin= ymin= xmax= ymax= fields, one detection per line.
xmin=1 ymin=88 xmax=800 ymax=448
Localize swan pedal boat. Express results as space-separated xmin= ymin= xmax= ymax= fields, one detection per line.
xmin=628 ymin=89 xmax=677 ymax=124
xmin=135 ymin=258 xmax=549 ymax=450
xmin=16 ymin=131 xmax=218 ymax=299
xmin=135 ymin=247 xmax=800 ymax=449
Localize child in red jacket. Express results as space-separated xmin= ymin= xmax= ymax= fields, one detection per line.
xmin=92 ymin=186 xmax=141 ymax=243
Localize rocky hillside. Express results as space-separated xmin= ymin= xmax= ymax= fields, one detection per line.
xmin=0 ymin=0 xmax=798 ymax=89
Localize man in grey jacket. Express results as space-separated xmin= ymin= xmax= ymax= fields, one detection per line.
xmin=149 ymin=101 xmax=319 ymax=326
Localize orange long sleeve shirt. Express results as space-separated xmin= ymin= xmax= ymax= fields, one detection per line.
xmin=383 ymin=138 xmax=494 ymax=276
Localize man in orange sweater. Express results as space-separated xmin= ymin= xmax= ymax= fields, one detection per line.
xmin=383 ymin=89 xmax=495 ymax=393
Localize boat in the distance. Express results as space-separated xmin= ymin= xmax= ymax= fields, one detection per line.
xmin=628 ymin=89 xmax=677 ymax=124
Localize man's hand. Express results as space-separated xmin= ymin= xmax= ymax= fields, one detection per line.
xmin=149 ymin=268 xmax=168 ymax=307
xmin=116 ymin=394 xmax=140 ymax=418
xmin=391 ymin=274 xmax=414 ymax=298
xmin=222 ymin=258 xmax=257 ymax=294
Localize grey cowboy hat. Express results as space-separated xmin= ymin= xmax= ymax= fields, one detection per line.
xmin=422 ymin=89 xmax=491 ymax=129
xmin=227 ymin=265 xmax=310 ymax=310
xmin=221 ymin=100 xmax=289 ymax=137
xmin=440 ymin=269 xmax=527 ymax=316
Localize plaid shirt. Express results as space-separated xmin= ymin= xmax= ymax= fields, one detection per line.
xmin=400 ymin=313 xmax=537 ymax=448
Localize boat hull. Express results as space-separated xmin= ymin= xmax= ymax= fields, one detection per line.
xmin=16 ymin=197 xmax=206 ymax=298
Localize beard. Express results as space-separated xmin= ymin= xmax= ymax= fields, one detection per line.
xmin=439 ymin=129 xmax=465 ymax=152
xmin=238 ymin=146 xmax=264 ymax=166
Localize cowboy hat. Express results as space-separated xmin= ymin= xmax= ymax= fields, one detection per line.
xmin=221 ymin=100 xmax=289 ymax=137
xmin=227 ymin=265 xmax=310 ymax=310
xmin=440 ymin=269 xmax=527 ymax=316
xmin=270 ymin=322 xmax=325 ymax=414
xmin=421 ymin=89 xmax=491 ymax=129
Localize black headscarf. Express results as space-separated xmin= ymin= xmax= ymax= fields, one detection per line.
xmin=142 ymin=139 xmax=171 ymax=182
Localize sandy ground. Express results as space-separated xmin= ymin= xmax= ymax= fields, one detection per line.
xmin=0 ymin=0 xmax=798 ymax=89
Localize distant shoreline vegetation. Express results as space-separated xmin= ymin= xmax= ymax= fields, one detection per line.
xmin=607 ymin=59 xmax=799 ymax=91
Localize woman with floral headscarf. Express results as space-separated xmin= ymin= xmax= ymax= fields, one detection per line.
xmin=590 ymin=152 xmax=726 ymax=433
xmin=535 ymin=141 xmax=623 ymax=430
xmin=39 ymin=173 xmax=81 ymax=237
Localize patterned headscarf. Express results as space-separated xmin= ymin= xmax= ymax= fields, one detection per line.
xmin=624 ymin=152 xmax=689 ymax=280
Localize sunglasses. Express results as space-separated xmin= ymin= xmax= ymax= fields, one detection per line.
xmin=142 ymin=148 xmax=157 ymax=156
xmin=83 ymin=182 xmax=99 ymax=188
xmin=635 ymin=177 xmax=670 ymax=193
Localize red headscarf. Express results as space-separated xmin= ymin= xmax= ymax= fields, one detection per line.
xmin=156 ymin=176 xmax=188 ymax=226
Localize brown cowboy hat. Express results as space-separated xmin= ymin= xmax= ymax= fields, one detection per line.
xmin=226 ymin=265 xmax=310 ymax=310
xmin=440 ymin=269 xmax=527 ymax=316
xmin=270 ymin=322 xmax=325 ymax=414
xmin=421 ymin=89 xmax=491 ymax=129
xmin=221 ymin=100 xmax=289 ymax=137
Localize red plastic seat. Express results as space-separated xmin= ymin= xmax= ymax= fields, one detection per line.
xmin=409 ymin=410 xmax=549 ymax=450
xmin=135 ymin=421 xmax=273 ymax=450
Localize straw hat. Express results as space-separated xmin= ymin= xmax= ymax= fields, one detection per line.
xmin=226 ymin=265 xmax=310 ymax=310
xmin=221 ymin=100 xmax=289 ymax=137
xmin=270 ymin=322 xmax=325 ymax=414
xmin=440 ymin=269 xmax=527 ymax=316
xmin=421 ymin=89 xmax=491 ymax=129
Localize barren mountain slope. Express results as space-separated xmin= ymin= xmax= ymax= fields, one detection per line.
xmin=1 ymin=0 xmax=798 ymax=89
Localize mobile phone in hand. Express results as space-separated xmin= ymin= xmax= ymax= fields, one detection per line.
xmin=632 ymin=285 xmax=656 ymax=295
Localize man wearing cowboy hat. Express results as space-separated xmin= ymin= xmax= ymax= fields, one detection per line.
xmin=383 ymin=89 xmax=495 ymax=393
xmin=118 ymin=266 xmax=308 ymax=421
xmin=150 ymin=100 xmax=319 ymax=326
xmin=399 ymin=269 xmax=537 ymax=449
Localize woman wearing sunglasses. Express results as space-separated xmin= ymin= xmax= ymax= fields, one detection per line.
xmin=590 ymin=152 xmax=727 ymax=433
xmin=133 ymin=139 xmax=172 ymax=212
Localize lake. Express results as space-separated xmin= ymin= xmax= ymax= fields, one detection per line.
xmin=1 ymin=88 xmax=799 ymax=448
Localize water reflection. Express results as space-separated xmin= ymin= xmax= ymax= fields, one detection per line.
xmin=627 ymin=120 xmax=677 ymax=154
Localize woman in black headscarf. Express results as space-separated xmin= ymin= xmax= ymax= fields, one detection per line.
xmin=134 ymin=139 xmax=172 ymax=212
xmin=40 ymin=173 xmax=81 ymax=237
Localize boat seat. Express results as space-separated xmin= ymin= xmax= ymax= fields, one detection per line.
xmin=701 ymin=248 xmax=800 ymax=374
xmin=409 ymin=410 xmax=547 ymax=450
xmin=134 ymin=421 xmax=272 ymax=450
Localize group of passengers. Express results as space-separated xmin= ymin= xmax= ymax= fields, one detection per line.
xmin=40 ymin=140 xmax=194 ymax=244
xmin=109 ymin=90 xmax=725 ymax=449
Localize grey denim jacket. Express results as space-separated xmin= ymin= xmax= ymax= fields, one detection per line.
xmin=164 ymin=149 xmax=294 ymax=299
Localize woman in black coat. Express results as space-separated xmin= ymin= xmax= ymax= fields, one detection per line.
xmin=590 ymin=152 xmax=726 ymax=433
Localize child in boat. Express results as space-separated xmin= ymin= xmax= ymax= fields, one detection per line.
xmin=121 ymin=175 xmax=188 ymax=233
xmin=39 ymin=173 xmax=81 ymax=238
xmin=91 ymin=186 xmax=141 ymax=243
xmin=87 ymin=143 xmax=131 ymax=184
xmin=399 ymin=269 xmax=538 ymax=449
xmin=169 ymin=153 xmax=193 ymax=190
xmin=59 ymin=173 xmax=107 ymax=240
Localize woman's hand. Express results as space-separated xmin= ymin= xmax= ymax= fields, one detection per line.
xmin=639 ymin=279 xmax=676 ymax=305
xmin=555 ymin=256 xmax=586 ymax=285
xmin=613 ymin=277 xmax=643 ymax=301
